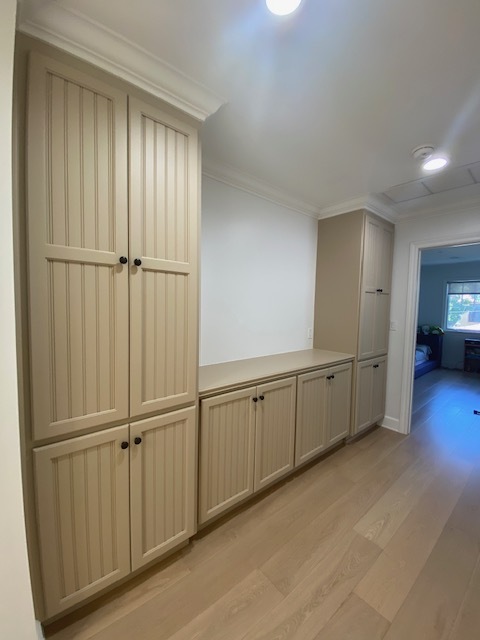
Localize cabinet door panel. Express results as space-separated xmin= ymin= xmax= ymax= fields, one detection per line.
xmin=129 ymin=97 xmax=199 ymax=418
xmin=34 ymin=426 xmax=130 ymax=618
xmin=362 ymin=217 xmax=379 ymax=292
xmin=199 ymin=388 xmax=256 ymax=524
xmin=255 ymin=377 xmax=296 ymax=492
xmin=296 ymin=370 xmax=327 ymax=466
xmin=27 ymin=54 xmax=129 ymax=441
xmin=326 ymin=363 xmax=352 ymax=446
xmin=377 ymin=226 xmax=394 ymax=293
xmin=130 ymin=407 xmax=196 ymax=570
xmin=372 ymin=358 xmax=388 ymax=424
xmin=373 ymin=292 xmax=391 ymax=356
xmin=358 ymin=291 xmax=376 ymax=359
xmin=355 ymin=361 xmax=374 ymax=433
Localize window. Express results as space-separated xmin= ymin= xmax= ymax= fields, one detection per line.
xmin=446 ymin=281 xmax=480 ymax=331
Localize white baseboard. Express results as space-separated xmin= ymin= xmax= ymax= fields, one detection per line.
xmin=381 ymin=416 xmax=401 ymax=432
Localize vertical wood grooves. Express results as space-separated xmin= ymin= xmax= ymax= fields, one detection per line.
xmin=79 ymin=87 xmax=85 ymax=249
xmin=48 ymin=263 xmax=56 ymax=423
xmin=97 ymin=446 xmax=105 ymax=577
xmin=94 ymin=93 xmax=99 ymax=251
xmin=108 ymin=99 xmax=114 ymax=253
xmin=110 ymin=442 xmax=118 ymax=570
xmin=52 ymin=460 xmax=66 ymax=598
xmin=84 ymin=450 xmax=92 ymax=586
xmin=69 ymin=455 xmax=79 ymax=592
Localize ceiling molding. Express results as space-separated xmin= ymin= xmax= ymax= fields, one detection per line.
xmin=17 ymin=2 xmax=225 ymax=121
xmin=318 ymin=194 xmax=398 ymax=223
xmin=202 ymin=159 xmax=322 ymax=219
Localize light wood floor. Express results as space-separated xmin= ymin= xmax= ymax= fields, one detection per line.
xmin=46 ymin=368 xmax=480 ymax=640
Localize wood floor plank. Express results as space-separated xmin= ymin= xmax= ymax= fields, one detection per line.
xmin=354 ymin=459 xmax=471 ymax=622
xmin=383 ymin=468 xmax=480 ymax=640
xmin=448 ymin=556 xmax=480 ymax=640
xmin=242 ymin=533 xmax=380 ymax=640
xmin=166 ymin=570 xmax=283 ymax=640
xmin=353 ymin=453 xmax=439 ymax=548
xmin=261 ymin=439 xmax=415 ymax=595
xmin=314 ymin=593 xmax=390 ymax=640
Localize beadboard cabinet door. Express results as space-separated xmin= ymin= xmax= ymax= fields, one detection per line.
xmin=355 ymin=356 xmax=387 ymax=433
xmin=130 ymin=407 xmax=196 ymax=570
xmin=34 ymin=426 xmax=131 ymax=618
xmin=27 ymin=54 xmax=129 ymax=441
xmin=129 ymin=98 xmax=199 ymax=419
xmin=199 ymin=388 xmax=256 ymax=524
xmin=326 ymin=362 xmax=352 ymax=446
xmin=295 ymin=369 xmax=328 ymax=466
xmin=254 ymin=377 xmax=296 ymax=492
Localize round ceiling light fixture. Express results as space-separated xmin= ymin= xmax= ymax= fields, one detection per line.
xmin=411 ymin=144 xmax=450 ymax=172
xmin=266 ymin=0 xmax=303 ymax=16
xmin=422 ymin=155 xmax=450 ymax=171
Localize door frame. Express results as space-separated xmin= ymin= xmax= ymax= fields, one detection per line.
xmin=400 ymin=233 xmax=480 ymax=435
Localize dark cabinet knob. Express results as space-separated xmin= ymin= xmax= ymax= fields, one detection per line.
xmin=120 ymin=441 xmax=129 ymax=450
xmin=373 ymin=364 xmax=379 ymax=369
xmin=331 ymin=375 xmax=335 ymax=379
xmin=119 ymin=256 xmax=128 ymax=264
xmin=259 ymin=395 xmax=265 ymax=400
xmin=134 ymin=258 xmax=142 ymax=267
xmin=376 ymin=289 xmax=383 ymax=293
xmin=253 ymin=397 xmax=258 ymax=403
xmin=134 ymin=436 xmax=142 ymax=445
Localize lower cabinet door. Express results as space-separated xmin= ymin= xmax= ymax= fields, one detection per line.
xmin=34 ymin=425 xmax=131 ymax=618
xmin=295 ymin=369 xmax=328 ymax=466
xmin=254 ymin=377 xmax=296 ymax=492
xmin=372 ymin=357 xmax=388 ymax=424
xmin=130 ymin=407 xmax=196 ymax=571
xmin=199 ymin=388 xmax=256 ymax=524
xmin=326 ymin=362 xmax=352 ymax=446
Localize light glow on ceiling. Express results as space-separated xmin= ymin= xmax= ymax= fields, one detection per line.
xmin=266 ymin=0 xmax=303 ymax=16
xmin=422 ymin=155 xmax=450 ymax=171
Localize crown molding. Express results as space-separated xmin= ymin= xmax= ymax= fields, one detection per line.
xmin=17 ymin=2 xmax=225 ymax=121
xmin=318 ymin=194 xmax=398 ymax=223
xmin=202 ymin=159 xmax=322 ymax=219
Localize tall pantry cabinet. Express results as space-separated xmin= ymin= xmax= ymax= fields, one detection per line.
xmin=23 ymin=51 xmax=199 ymax=619
xmin=313 ymin=211 xmax=394 ymax=435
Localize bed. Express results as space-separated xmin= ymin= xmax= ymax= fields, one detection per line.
xmin=414 ymin=334 xmax=443 ymax=379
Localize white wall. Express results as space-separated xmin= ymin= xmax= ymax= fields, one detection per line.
xmin=418 ymin=261 xmax=480 ymax=369
xmin=201 ymin=177 xmax=317 ymax=365
xmin=0 ymin=2 xmax=41 ymax=638
xmin=385 ymin=208 xmax=480 ymax=433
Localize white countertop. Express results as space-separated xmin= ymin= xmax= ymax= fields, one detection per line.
xmin=199 ymin=349 xmax=354 ymax=397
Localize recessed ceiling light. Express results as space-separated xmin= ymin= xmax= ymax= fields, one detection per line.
xmin=266 ymin=0 xmax=303 ymax=16
xmin=422 ymin=155 xmax=450 ymax=171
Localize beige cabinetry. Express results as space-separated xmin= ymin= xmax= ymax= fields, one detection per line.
xmin=33 ymin=426 xmax=131 ymax=617
xmin=355 ymin=356 xmax=387 ymax=433
xmin=34 ymin=408 xmax=196 ymax=619
xmin=296 ymin=362 xmax=352 ymax=466
xmin=23 ymin=51 xmax=199 ymax=619
xmin=199 ymin=378 xmax=296 ymax=524
xmin=254 ymin=377 xmax=296 ymax=491
xmin=314 ymin=210 xmax=394 ymax=435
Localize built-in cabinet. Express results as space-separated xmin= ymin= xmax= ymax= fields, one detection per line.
xmin=355 ymin=356 xmax=387 ymax=434
xmin=296 ymin=362 xmax=352 ymax=466
xmin=198 ymin=355 xmax=353 ymax=525
xmin=314 ymin=210 xmax=394 ymax=435
xmin=23 ymin=51 xmax=199 ymax=619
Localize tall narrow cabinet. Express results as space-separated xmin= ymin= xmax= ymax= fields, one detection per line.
xmin=22 ymin=50 xmax=199 ymax=619
xmin=313 ymin=210 xmax=394 ymax=435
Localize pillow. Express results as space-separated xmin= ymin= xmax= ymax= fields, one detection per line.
xmin=416 ymin=344 xmax=432 ymax=356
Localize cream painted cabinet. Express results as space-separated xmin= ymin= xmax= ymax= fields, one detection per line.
xmin=27 ymin=57 xmax=198 ymax=441
xmin=199 ymin=388 xmax=256 ymax=524
xmin=199 ymin=377 xmax=296 ymax=524
xmin=314 ymin=210 xmax=393 ymax=436
xmin=355 ymin=356 xmax=387 ymax=433
xmin=129 ymin=98 xmax=198 ymax=418
xmin=254 ymin=377 xmax=296 ymax=491
xmin=34 ymin=426 xmax=131 ymax=618
xmin=130 ymin=407 xmax=196 ymax=570
xmin=296 ymin=362 xmax=352 ymax=466
xmin=35 ymin=408 xmax=196 ymax=618
xmin=358 ymin=217 xmax=394 ymax=361
xmin=27 ymin=54 xmax=130 ymax=442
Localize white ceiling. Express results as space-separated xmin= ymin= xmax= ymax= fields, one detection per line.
xmin=18 ymin=0 xmax=480 ymax=219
